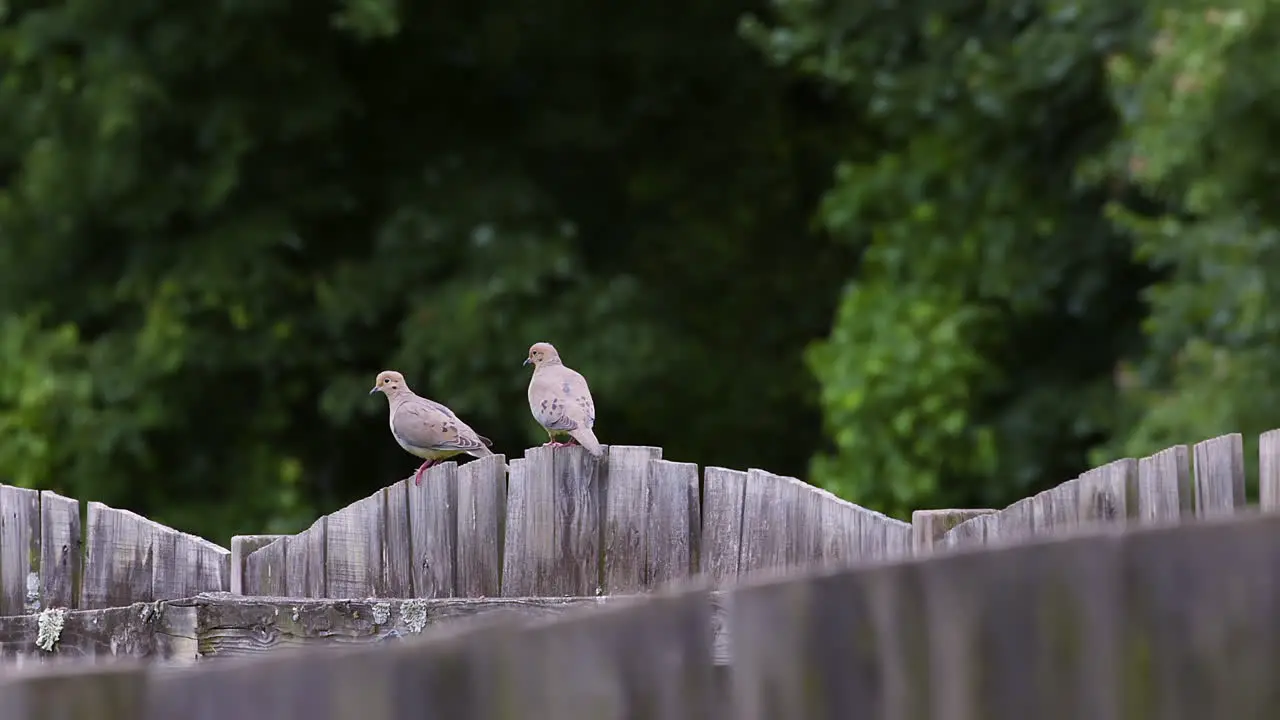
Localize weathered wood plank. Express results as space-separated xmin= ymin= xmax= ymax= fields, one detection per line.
xmin=192 ymin=536 xmax=230 ymax=596
xmin=738 ymin=469 xmax=791 ymax=576
xmin=146 ymin=590 xmax=717 ymax=720
xmin=0 ymin=486 xmax=40 ymax=615
xmin=382 ymin=481 xmax=413 ymax=597
xmin=1031 ymin=479 xmax=1081 ymax=535
xmin=38 ymin=491 xmax=80 ymax=610
xmin=942 ymin=512 xmax=996 ymax=549
xmin=861 ymin=508 xmax=913 ymax=559
xmin=0 ymin=602 xmax=195 ymax=663
xmin=601 ymin=446 xmax=661 ymax=594
xmin=685 ymin=462 xmax=702 ymax=576
xmin=728 ymin=572 xmax=811 ymax=718
xmin=81 ymin=502 xmax=157 ymax=610
xmin=997 ymin=497 xmax=1036 ymax=542
xmin=150 ymin=528 xmax=199 ymax=604
xmin=1193 ymin=433 xmax=1246 ymax=518
xmin=284 ymin=519 xmax=326 ymax=598
xmin=409 ymin=463 xmax=458 ymax=599
xmin=921 ymin=521 xmax=1125 ymax=719
xmin=730 ymin=560 xmax=925 ymax=718
xmin=882 ymin=516 xmax=912 ymax=560
xmin=647 ymin=460 xmax=697 ymax=587
xmin=1077 ymin=459 xmax=1137 ymax=528
xmin=1263 ymin=429 xmax=1280 ymax=512
xmin=1137 ymin=444 xmax=1193 ymax=523
xmin=500 ymin=458 xmax=533 ymax=596
xmin=519 ymin=445 xmax=602 ymax=596
xmin=912 ymin=509 xmax=994 ymax=554
xmin=146 ymin=652 xmax=336 ymax=720
xmin=325 ymin=492 xmax=386 ymax=599
xmin=475 ymin=588 xmax=715 ymax=720
xmin=0 ymin=661 xmax=147 ymax=720
xmin=241 ymin=537 xmax=287 ymax=597
xmin=188 ymin=593 xmax=629 ymax=660
xmin=789 ymin=480 xmax=825 ymax=566
xmin=455 ymin=454 xmax=507 ymax=598
xmin=817 ymin=492 xmax=861 ymax=566
xmin=1121 ymin=509 xmax=1280 ymax=717
xmin=235 ymin=535 xmax=288 ymax=591
xmin=739 ymin=470 xmax=827 ymax=572
xmin=701 ymin=467 xmax=746 ymax=585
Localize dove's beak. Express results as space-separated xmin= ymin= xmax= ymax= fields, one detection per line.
xmin=523 ymin=358 xmax=532 ymax=367
xmin=369 ymin=386 xmax=380 ymax=395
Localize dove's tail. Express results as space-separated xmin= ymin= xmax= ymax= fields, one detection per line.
xmin=569 ymin=427 xmax=603 ymax=457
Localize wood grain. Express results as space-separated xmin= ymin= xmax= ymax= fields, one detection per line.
xmin=1137 ymin=444 xmax=1193 ymax=523
xmin=601 ymin=445 xmax=661 ymax=594
xmin=1262 ymin=430 xmax=1280 ymax=512
xmin=283 ymin=518 xmax=327 ymax=598
xmin=325 ymin=492 xmax=385 ymax=598
xmin=240 ymin=536 xmax=286 ymax=597
xmin=700 ymin=467 xmax=746 ymax=585
xmin=0 ymin=486 xmax=39 ymax=615
xmin=817 ymin=490 xmax=862 ymax=566
xmin=499 ymin=458 xmax=532 ymax=596
xmin=409 ymin=462 xmax=458 ymax=598
xmin=647 ymin=459 xmax=698 ymax=587
xmin=455 ymin=454 xmax=507 ymax=598
xmin=38 ymin=491 xmax=81 ymax=610
xmin=1193 ymin=433 xmax=1246 ymax=518
xmin=382 ymin=480 xmax=413 ymax=597
xmin=1078 ymin=459 xmax=1137 ymax=529
xmin=738 ymin=469 xmax=791 ymax=576
xmin=81 ymin=502 xmax=157 ymax=609
xmin=912 ymin=509 xmax=994 ymax=554
xmin=518 ymin=445 xmax=602 ymax=596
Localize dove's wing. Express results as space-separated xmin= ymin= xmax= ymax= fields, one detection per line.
xmin=419 ymin=397 xmax=493 ymax=446
xmin=393 ymin=397 xmax=490 ymax=453
xmin=529 ymin=366 xmax=596 ymax=431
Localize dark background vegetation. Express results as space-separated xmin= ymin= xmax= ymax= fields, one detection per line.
xmin=2 ymin=0 xmax=1275 ymax=545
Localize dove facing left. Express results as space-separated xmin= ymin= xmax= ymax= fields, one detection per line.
xmin=369 ymin=370 xmax=496 ymax=485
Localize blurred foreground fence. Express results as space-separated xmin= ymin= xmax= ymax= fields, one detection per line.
xmin=0 ymin=487 xmax=229 ymax=615
xmin=5 ymin=506 xmax=1280 ymax=719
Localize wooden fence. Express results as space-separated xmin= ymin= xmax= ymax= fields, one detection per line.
xmin=0 ymin=486 xmax=230 ymax=615
xmin=238 ymin=445 xmax=914 ymax=600
xmin=922 ymin=430 xmax=1280 ymax=551
xmin=5 ymin=502 xmax=1280 ymax=719
xmin=4 ymin=429 xmax=1280 ymax=672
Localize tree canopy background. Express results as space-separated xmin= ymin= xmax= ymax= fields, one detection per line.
xmin=1 ymin=0 xmax=1275 ymax=545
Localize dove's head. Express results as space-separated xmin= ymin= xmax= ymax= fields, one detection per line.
xmin=524 ymin=342 xmax=561 ymax=368
xmin=369 ymin=370 xmax=410 ymax=398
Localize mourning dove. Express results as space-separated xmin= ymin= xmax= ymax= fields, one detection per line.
xmin=523 ymin=342 xmax=603 ymax=456
xmin=369 ymin=370 xmax=497 ymax=485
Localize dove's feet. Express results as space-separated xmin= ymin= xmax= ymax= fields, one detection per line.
xmin=414 ymin=459 xmax=437 ymax=486
xmin=542 ymin=441 xmax=571 ymax=448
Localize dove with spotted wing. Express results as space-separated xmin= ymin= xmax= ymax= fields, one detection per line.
xmin=523 ymin=342 xmax=603 ymax=456
xmin=369 ymin=370 xmax=496 ymax=485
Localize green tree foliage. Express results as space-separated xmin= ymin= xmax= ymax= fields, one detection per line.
xmin=5 ymin=0 xmax=1277 ymax=543
xmin=1094 ymin=0 xmax=1280 ymax=480
xmin=742 ymin=0 xmax=1158 ymax=514
xmin=0 ymin=0 xmax=853 ymax=541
